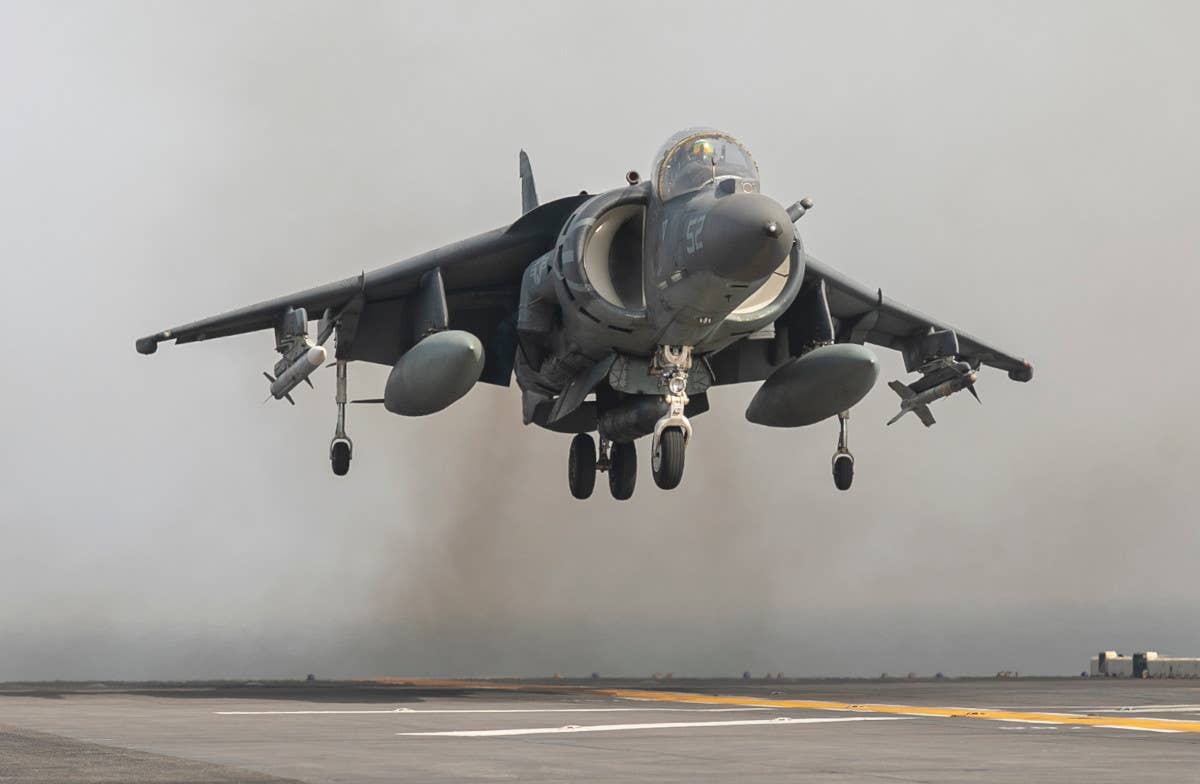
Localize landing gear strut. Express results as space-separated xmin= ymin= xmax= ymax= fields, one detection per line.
xmin=832 ymin=410 xmax=853 ymax=491
xmin=330 ymin=359 xmax=353 ymax=476
xmin=651 ymin=345 xmax=692 ymax=490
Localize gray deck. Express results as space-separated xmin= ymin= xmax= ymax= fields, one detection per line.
xmin=2 ymin=678 xmax=1197 ymax=782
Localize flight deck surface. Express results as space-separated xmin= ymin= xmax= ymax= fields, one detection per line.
xmin=2 ymin=678 xmax=1197 ymax=782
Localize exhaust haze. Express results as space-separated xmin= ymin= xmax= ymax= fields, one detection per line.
xmin=2 ymin=1 xmax=1198 ymax=679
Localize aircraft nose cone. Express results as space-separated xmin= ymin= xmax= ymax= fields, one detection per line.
xmin=704 ymin=194 xmax=794 ymax=283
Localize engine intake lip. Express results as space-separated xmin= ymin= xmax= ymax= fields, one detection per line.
xmin=558 ymin=183 xmax=652 ymax=324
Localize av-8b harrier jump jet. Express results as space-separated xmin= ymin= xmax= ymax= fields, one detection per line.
xmin=137 ymin=128 xmax=1032 ymax=498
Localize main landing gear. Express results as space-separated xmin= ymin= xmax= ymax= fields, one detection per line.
xmin=832 ymin=410 xmax=853 ymax=490
xmin=568 ymin=433 xmax=596 ymax=499
xmin=609 ymin=440 xmax=637 ymax=500
xmin=567 ymin=434 xmax=636 ymax=500
xmin=566 ymin=345 xmax=695 ymax=500
xmin=330 ymin=359 xmax=353 ymax=476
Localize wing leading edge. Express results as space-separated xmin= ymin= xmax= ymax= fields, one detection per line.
xmin=135 ymin=194 xmax=590 ymax=379
xmin=802 ymin=254 xmax=1033 ymax=381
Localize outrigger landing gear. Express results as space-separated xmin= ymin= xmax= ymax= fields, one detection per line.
xmin=832 ymin=410 xmax=853 ymax=491
xmin=330 ymin=359 xmax=353 ymax=476
xmin=651 ymin=345 xmax=693 ymax=490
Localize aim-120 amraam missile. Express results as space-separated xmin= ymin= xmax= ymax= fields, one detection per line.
xmin=886 ymin=369 xmax=978 ymax=427
xmin=265 ymin=344 xmax=327 ymax=403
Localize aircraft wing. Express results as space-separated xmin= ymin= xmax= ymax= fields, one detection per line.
xmin=135 ymin=195 xmax=589 ymax=385
xmin=802 ymin=254 xmax=1034 ymax=381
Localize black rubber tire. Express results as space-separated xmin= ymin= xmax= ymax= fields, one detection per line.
xmin=833 ymin=453 xmax=854 ymax=491
xmin=331 ymin=441 xmax=351 ymax=477
xmin=608 ymin=441 xmax=637 ymax=500
xmin=568 ymin=433 xmax=597 ymax=499
xmin=651 ymin=428 xmax=686 ymax=490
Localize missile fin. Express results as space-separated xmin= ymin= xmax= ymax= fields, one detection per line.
xmin=888 ymin=380 xmax=916 ymax=400
xmin=915 ymin=405 xmax=936 ymax=427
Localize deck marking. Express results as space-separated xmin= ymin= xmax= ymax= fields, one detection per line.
xmin=989 ymin=704 xmax=1200 ymax=714
xmin=398 ymin=716 xmax=907 ymax=737
xmin=216 ymin=707 xmax=767 ymax=716
xmin=1087 ymin=706 xmax=1200 ymax=714
xmin=589 ymin=687 xmax=1200 ymax=734
xmin=363 ymin=680 xmax=1200 ymax=734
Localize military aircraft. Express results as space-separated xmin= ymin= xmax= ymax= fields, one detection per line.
xmin=136 ymin=128 xmax=1032 ymax=498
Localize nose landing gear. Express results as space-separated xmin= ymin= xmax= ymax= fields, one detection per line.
xmin=832 ymin=410 xmax=853 ymax=490
xmin=651 ymin=428 xmax=686 ymax=490
xmin=651 ymin=345 xmax=693 ymax=490
xmin=330 ymin=359 xmax=353 ymax=476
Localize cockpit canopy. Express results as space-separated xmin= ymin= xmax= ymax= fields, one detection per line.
xmin=653 ymin=128 xmax=759 ymax=202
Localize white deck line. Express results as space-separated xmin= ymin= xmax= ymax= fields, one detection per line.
xmin=398 ymin=716 xmax=909 ymax=737
xmin=216 ymin=706 xmax=769 ymax=716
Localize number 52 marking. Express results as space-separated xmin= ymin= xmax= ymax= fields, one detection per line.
xmin=685 ymin=215 xmax=706 ymax=254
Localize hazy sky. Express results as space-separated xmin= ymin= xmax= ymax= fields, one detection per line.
xmin=2 ymin=1 xmax=1197 ymax=679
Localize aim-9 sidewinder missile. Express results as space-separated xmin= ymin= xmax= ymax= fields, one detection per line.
xmin=264 ymin=344 xmax=327 ymax=404
xmin=886 ymin=369 xmax=979 ymax=427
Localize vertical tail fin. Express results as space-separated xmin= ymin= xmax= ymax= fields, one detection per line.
xmin=519 ymin=150 xmax=538 ymax=214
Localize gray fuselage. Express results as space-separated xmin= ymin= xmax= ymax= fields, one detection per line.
xmin=514 ymin=177 xmax=801 ymax=402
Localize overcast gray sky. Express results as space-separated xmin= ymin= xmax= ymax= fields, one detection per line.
xmin=1 ymin=1 xmax=1197 ymax=680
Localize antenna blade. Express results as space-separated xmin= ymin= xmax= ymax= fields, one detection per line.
xmin=519 ymin=150 xmax=539 ymax=214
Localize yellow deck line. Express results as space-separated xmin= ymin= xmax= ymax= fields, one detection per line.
xmin=589 ymin=688 xmax=1200 ymax=734
xmin=368 ymin=679 xmax=1200 ymax=734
